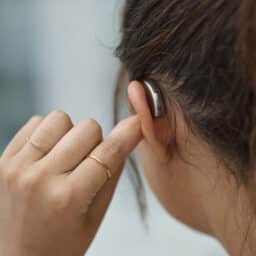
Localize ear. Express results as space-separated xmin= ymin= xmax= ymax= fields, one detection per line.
xmin=127 ymin=81 xmax=171 ymax=162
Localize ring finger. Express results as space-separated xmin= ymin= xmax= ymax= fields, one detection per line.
xmin=40 ymin=118 xmax=103 ymax=174
xmin=16 ymin=110 xmax=73 ymax=164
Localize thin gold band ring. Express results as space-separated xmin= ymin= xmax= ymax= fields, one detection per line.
xmin=88 ymin=154 xmax=112 ymax=180
xmin=26 ymin=137 xmax=48 ymax=154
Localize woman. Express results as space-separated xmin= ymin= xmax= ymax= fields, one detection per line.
xmin=0 ymin=0 xmax=256 ymax=255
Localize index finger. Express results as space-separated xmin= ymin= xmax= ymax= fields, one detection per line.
xmin=68 ymin=115 xmax=142 ymax=207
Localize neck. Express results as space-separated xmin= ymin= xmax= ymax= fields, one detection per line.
xmin=184 ymin=136 xmax=256 ymax=256
xmin=203 ymin=170 xmax=256 ymax=256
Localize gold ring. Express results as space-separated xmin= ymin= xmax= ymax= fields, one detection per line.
xmin=88 ymin=154 xmax=112 ymax=180
xmin=26 ymin=137 xmax=47 ymax=154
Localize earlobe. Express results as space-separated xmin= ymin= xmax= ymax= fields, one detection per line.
xmin=128 ymin=81 xmax=170 ymax=161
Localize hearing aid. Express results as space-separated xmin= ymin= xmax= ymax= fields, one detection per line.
xmin=142 ymin=80 xmax=166 ymax=118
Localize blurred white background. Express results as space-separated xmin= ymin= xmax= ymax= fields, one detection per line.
xmin=0 ymin=1 xmax=228 ymax=255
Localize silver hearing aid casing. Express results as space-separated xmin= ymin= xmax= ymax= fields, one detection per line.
xmin=143 ymin=80 xmax=166 ymax=118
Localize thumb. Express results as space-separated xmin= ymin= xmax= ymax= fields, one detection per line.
xmin=108 ymin=114 xmax=143 ymax=160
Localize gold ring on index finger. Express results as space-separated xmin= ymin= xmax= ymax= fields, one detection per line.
xmin=87 ymin=154 xmax=112 ymax=180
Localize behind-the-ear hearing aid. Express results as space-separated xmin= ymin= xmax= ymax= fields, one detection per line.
xmin=142 ymin=79 xmax=166 ymax=118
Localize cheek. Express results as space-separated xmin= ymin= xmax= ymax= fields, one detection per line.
xmin=136 ymin=141 xmax=208 ymax=232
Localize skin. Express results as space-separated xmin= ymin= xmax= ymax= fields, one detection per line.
xmin=0 ymin=110 xmax=142 ymax=255
xmin=1 ymin=81 xmax=256 ymax=255
xmin=128 ymin=81 xmax=256 ymax=256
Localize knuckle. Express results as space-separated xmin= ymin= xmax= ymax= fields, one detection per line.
xmin=0 ymin=160 xmax=41 ymax=195
xmin=2 ymin=170 xmax=16 ymax=188
xmin=102 ymin=139 xmax=123 ymax=158
xmin=0 ymin=158 xmax=3 ymax=169
xmin=48 ymin=186 xmax=71 ymax=213
xmin=17 ymin=171 xmax=40 ymax=194
xmin=81 ymin=118 xmax=102 ymax=138
xmin=85 ymin=118 xmax=101 ymax=129
xmin=30 ymin=115 xmax=43 ymax=123
xmin=2 ymin=161 xmax=20 ymax=188
xmin=51 ymin=109 xmax=72 ymax=125
xmin=32 ymin=126 xmax=53 ymax=147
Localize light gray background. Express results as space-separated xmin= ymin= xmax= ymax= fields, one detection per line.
xmin=0 ymin=1 xmax=228 ymax=255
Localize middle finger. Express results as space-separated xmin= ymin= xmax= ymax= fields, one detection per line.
xmin=40 ymin=119 xmax=103 ymax=174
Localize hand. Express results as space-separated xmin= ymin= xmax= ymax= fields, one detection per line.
xmin=0 ymin=110 xmax=142 ymax=256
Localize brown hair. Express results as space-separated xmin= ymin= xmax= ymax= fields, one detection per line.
xmin=114 ymin=0 xmax=256 ymax=195
xmin=239 ymin=0 xmax=256 ymax=91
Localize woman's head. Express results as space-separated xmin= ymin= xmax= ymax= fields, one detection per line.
xmin=115 ymin=0 xmax=256 ymax=254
